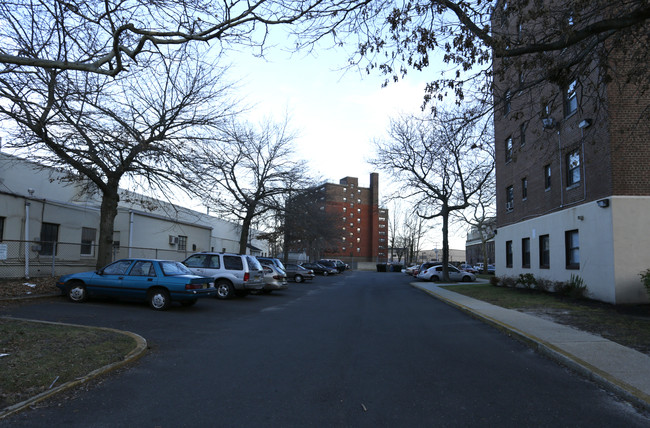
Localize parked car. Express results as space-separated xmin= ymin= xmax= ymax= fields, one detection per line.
xmin=487 ymin=264 xmax=496 ymax=274
xmin=402 ymin=265 xmax=419 ymax=275
xmin=301 ymin=262 xmax=338 ymax=276
xmin=182 ymin=252 xmax=265 ymax=299
xmin=417 ymin=264 xmax=476 ymax=282
xmin=284 ymin=263 xmax=315 ymax=283
xmin=415 ymin=261 xmax=441 ymax=276
xmin=318 ymin=259 xmax=346 ymax=273
xmin=256 ymin=256 xmax=287 ymax=275
xmin=259 ymin=264 xmax=288 ymax=293
xmin=55 ymin=259 xmax=216 ymax=310
xmin=459 ymin=264 xmax=478 ymax=274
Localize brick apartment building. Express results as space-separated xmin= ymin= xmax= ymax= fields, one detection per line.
xmin=492 ymin=2 xmax=650 ymax=303
xmin=287 ymin=173 xmax=389 ymax=265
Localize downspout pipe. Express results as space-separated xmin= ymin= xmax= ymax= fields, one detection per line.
xmin=128 ymin=210 xmax=134 ymax=258
xmin=24 ymin=201 xmax=30 ymax=279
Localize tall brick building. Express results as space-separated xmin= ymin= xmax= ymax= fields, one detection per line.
xmin=287 ymin=173 xmax=388 ymax=264
xmin=492 ymin=1 xmax=650 ymax=303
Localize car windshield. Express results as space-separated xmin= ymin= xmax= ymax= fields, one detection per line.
xmin=160 ymin=261 xmax=192 ymax=276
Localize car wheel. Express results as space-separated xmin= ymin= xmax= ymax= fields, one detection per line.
xmin=215 ymin=280 xmax=235 ymax=299
xmin=322 ymin=271 xmax=328 ymax=276
xmin=148 ymin=288 xmax=171 ymax=311
xmin=294 ymin=274 xmax=304 ymax=283
xmin=430 ymin=275 xmax=440 ymax=282
xmin=180 ymin=299 xmax=197 ymax=307
xmin=462 ymin=275 xmax=472 ymax=282
xmin=66 ymin=281 xmax=87 ymax=303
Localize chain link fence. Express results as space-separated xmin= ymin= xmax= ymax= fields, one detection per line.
xmin=0 ymin=240 xmax=192 ymax=279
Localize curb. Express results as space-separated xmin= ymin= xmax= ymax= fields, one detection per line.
xmin=0 ymin=293 xmax=61 ymax=302
xmin=0 ymin=317 xmax=148 ymax=420
xmin=411 ymin=282 xmax=650 ymax=413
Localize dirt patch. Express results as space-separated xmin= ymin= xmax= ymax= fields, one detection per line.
xmin=0 ymin=278 xmax=60 ymax=299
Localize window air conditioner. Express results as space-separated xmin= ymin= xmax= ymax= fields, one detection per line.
xmin=169 ymin=235 xmax=179 ymax=245
xmin=506 ymin=201 xmax=513 ymax=211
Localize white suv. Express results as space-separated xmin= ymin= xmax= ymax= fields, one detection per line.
xmin=182 ymin=252 xmax=265 ymax=299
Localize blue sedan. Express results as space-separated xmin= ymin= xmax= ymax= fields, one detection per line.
xmin=56 ymin=259 xmax=216 ymax=310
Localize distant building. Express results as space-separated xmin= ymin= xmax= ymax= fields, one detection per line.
xmin=492 ymin=1 xmax=650 ymax=303
xmin=418 ymin=248 xmax=466 ymax=264
xmin=465 ymin=219 xmax=496 ymax=267
xmin=286 ymin=173 xmax=388 ymax=265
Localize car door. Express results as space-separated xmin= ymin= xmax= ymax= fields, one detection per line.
xmin=121 ymin=260 xmax=159 ymax=299
xmin=89 ymin=259 xmax=135 ymax=297
xmin=448 ymin=266 xmax=462 ymax=281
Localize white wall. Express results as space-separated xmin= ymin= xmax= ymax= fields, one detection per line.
xmin=495 ymin=197 xmax=650 ymax=304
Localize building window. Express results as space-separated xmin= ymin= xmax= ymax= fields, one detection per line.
xmin=343 ymin=207 xmax=346 ymax=212
xmin=39 ymin=222 xmax=59 ymax=256
xmin=342 ymin=237 xmax=346 ymax=241
xmin=505 ymin=136 xmax=513 ymax=163
xmin=521 ymin=238 xmax=530 ymax=268
xmin=343 ymin=197 xmax=347 ymax=202
xmin=565 ymin=80 xmax=578 ymax=117
xmin=544 ymin=164 xmax=552 ymax=190
xmin=357 ymin=248 xmax=361 ymax=253
xmin=520 ymin=122 xmax=527 ymax=146
xmin=521 ymin=177 xmax=528 ymax=200
xmin=506 ymin=240 xmax=513 ymax=268
xmin=506 ymin=186 xmax=514 ymax=211
xmin=567 ymin=150 xmax=581 ymax=186
xmin=178 ymin=235 xmax=187 ymax=251
xmin=565 ymin=230 xmax=580 ymax=269
xmin=503 ymin=90 xmax=511 ymax=116
xmin=80 ymin=227 xmax=96 ymax=256
xmin=357 ymin=208 xmax=361 ymax=213
xmin=539 ymin=235 xmax=550 ymax=269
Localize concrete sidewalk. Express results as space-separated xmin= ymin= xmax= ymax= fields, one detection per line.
xmin=412 ymin=281 xmax=650 ymax=412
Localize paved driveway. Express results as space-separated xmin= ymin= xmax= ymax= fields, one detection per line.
xmin=1 ymin=271 xmax=648 ymax=427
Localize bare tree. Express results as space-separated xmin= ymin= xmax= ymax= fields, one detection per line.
xmin=453 ymin=171 xmax=497 ymax=274
xmin=347 ymin=0 xmax=650 ymax=114
xmin=0 ymin=47 xmax=237 ymax=268
xmin=190 ymin=116 xmax=311 ymax=255
xmin=0 ymin=1 xmax=371 ymax=76
xmin=283 ymin=185 xmax=344 ymax=262
xmin=371 ymin=106 xmax=494 ymax=281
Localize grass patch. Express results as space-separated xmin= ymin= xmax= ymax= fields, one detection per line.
xmin=0 ymin=319 xmax=136 ymax=409
xmin=444 ymin=283 xmax=650 ymax=356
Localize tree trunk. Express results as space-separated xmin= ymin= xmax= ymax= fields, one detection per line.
xmin=441 ymin=207 xmax=450 ymax=282
xmin=238 ymin=209 xmax=254 ymax=255
xmin=481 ymin=237 xmax=489 ymax=275
xmin=96 ymin=188 xmax=120 ymax=269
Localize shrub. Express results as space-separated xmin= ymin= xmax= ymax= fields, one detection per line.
xmin=535 ymin=278 xmax=554 ymax=293
xmin=518 ymin=273 xmax=537 ymax=289
xmin=490 ymin=276 xmax=501 ymax=286
xmin=639 ymin=269 xmax=650 ymax=297
xmin=500 ymin=275 xmax=518 ymax=288
xmin=557 ymin=274 xmax=588 ymax=299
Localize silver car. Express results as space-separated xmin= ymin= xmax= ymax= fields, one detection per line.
xmin=182 ymin=252 xmax=265 ymax=299
xmin=417 ymin=264 xmax=476 ymax=282
xmin=259 ymin=263 xmax=288 ymax=293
